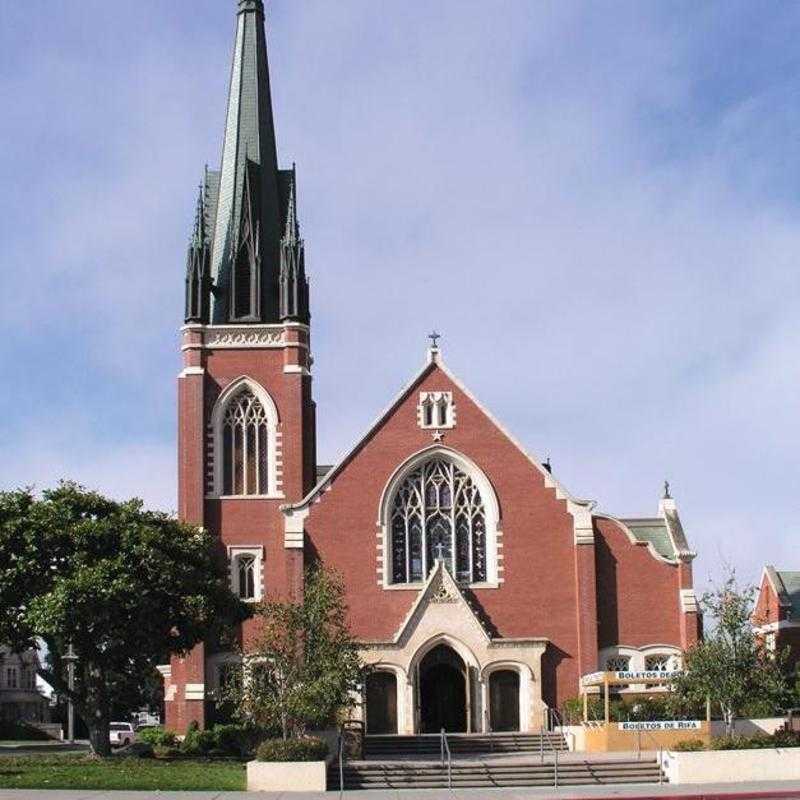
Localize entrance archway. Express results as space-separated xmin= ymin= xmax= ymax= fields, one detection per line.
xmin=366 ymin=671 xmax=398 ymax=734
xmin=418 ymin=644 xmax=467 ymax=733
xmin=489 ymin=669 xmax=520 ymax=732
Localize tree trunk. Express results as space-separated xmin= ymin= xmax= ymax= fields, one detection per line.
xmin=85 ymin=666 xmax=111 ymax=757
xmin=88 ymin=708 xmax=111 ymax=757
xmin=723 ymin=706 xmax=735 ymax=737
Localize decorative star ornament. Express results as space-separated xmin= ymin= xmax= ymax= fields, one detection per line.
xmin=432 ymin=430 xmax=444 ymax=442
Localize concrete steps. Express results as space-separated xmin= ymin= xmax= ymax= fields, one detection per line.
xmin=363 ymin=732 xmax=568 ymax=757
xmin=328 ymin=757 xmax=664 ymax=790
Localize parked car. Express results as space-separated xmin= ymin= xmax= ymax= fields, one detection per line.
xmin=109 ymin=722 xmax=136 ymax=747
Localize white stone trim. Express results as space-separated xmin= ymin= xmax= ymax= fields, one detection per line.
xmin=283 ymin=365 xmax=311 ymax=376
xmin=179 ymin=367 xmax=205 ymax=377
xmin=185 ymin=683 xmax=205 ymax=701
xmin=680 ymin=588 xmax=699 ymax=613
xmin=283 ymin=506 xmax=309 ymax=549
xmin=376 ymin=446 xmax=500 ymax=589
xmin=181 ymin=324 xmax=310 ymax=352
xmin=753 ymin=620 xmax=800 ymax=634
xmin=227 ymin=545 xmax=265 ymax=602
xmin=417 ymin=391 xmax=456 ymax=429
xmin=208 ymin=376 xmax=282 ymax=499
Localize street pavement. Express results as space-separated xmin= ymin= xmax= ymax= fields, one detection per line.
xmin=1 ymin=781 xmax=800 ymax=800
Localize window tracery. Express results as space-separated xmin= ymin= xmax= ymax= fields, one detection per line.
xmin=605 ymin=656 xmax=631 ymax=672
xmin=644 ymin=653 xmax=674 ymax=672
xmin=390 ymin=458 xmax=487 ymax=584
xmin=222 ymin=389 xmax=269 ymax=496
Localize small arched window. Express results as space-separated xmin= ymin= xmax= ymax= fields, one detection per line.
xmin=237 ymin=555 xmax=256 ymax=600
xmin=644 ymin=653 xmax=674 ymax=672
xmin=222 ymin=389 xmax=269 ymax=496
xmin=605 ymin=656 xmax=631 ymax=672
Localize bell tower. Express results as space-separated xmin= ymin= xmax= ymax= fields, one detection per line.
xmin=168 ymin=0 xmax=315 ymax=734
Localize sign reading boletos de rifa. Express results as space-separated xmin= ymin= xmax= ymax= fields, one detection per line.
xmin=618 ymin=720 xmax=702 ymax=731
xmin=580 ymin=670 xmax=682 ymax=686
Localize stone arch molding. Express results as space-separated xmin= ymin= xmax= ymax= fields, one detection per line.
xmin=377 ymin=446 xmax=502 ymax=588
xmin=209 ymin=375 xmax=282 ymax=498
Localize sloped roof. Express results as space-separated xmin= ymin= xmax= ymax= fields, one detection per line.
xmin=621 ymin=518 xmax=676 ymax=560
xmin=773 ymin=570 xmax=800 ymax=616
xmin=283 ymin=348 xmax=593 ymax=518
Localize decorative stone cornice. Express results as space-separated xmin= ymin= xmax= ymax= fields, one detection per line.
xmin=181 ymin=324 xmax=310 ymax=352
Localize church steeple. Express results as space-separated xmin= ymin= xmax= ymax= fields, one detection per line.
xmin=190 ymin=0 xmax=306 ymax=325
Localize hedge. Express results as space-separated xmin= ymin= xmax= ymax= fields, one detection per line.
xmin=256 ymin=737 xmax=329 ymax=762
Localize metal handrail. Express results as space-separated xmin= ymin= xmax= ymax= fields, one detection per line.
xmin=539 ymin=707 xmax=562 ymax=787
xmin=635 ymin=725 xmax=664 ymax=785
xmin=440 ymin=728 xmax=452 ymax=789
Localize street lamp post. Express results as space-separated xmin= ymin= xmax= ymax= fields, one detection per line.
xmin=62 ymin=644 xmax=77 ymax=743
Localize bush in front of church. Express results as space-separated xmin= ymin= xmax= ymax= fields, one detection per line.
xmin=256 ymin=737 xmax=329 ymax=762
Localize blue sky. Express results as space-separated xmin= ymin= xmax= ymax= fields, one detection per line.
xmin=1 ymin=1 xmax=799 ymax=589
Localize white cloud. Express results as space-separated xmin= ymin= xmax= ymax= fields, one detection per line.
xmin=1 ymin=1 xmax=798 ymax=588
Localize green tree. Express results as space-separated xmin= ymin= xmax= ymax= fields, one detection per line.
xmin=220 ymin=566 xmax=363 ymax=740
xmin=0 ymin=483 xmax=246 ymax=756
xmin=672 ymin=572 xmax=789 ymax=735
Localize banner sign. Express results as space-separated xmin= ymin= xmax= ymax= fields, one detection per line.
xmin=618 ymin=720 xmax=702 ymax=732
xmin=581 ymin=670 xmax=682 ymax=686
xmin=614 ymin=670 xmax=681 ymax=681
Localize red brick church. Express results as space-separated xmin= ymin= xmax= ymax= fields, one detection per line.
xmin=161 ymin=0 xmax=702 ymax=736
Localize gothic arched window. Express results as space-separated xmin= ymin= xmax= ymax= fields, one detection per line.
xmin=222 ymin=389 xmax=269 ymax=496
xmin=389 ymin=458 xmax=487 ymax=584
xmin=237 ymin=555 xmax=256 ymax=600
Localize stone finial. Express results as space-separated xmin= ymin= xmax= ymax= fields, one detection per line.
xmin=663 ymin=480 xmax=671 ymax=500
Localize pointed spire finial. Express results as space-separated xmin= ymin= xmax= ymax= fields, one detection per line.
xmin=663 ymin=480 xmax=671 ymax=500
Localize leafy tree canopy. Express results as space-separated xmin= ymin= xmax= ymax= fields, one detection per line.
xmin=220 ymin=566 xmax=363 ymax=740
xmin=0 ymin=483 xmax=246 ymax=755
xmin=672 ymin=572 xmax=790 ymax=735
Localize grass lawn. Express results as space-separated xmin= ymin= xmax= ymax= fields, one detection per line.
xmin=0 ymin=755 xmax=246 ymax=791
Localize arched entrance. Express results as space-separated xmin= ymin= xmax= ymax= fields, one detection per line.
xmin=365 ymin=671 xmax=398 ymax=734
xmin=418 ymin=644 xmax=467 ymax=733
xmin=489 ymin=669 xmax=520 ymax=732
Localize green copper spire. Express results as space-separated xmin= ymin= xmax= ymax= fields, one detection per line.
xmin=208 ymin=0 xmax=282 ymax=323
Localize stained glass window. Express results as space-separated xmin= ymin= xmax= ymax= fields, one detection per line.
xmin=390 ymin=458 xmax=487 ymax=584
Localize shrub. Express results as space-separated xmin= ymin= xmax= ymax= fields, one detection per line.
xmin=137 ymin=726 xmax=178 ymax=747
xmin=771 ymin=729 xmax=800 ymax=748
xmin=710 ymin=734 xmax=760 ymax=750
xmin=211 ymin=723 xmax=260 ymax=757
xmin=153 ymin=745 xmax=183 ymax=759
xmin=673 ymin=739 xmax=706 ymax=751
xmin=120 ymin=742 xmax=154 ymax=759
xmin=256 ymin=736 xmax=329 ymax=762
xmin=182 ymin=728 xmax=216 ymax=755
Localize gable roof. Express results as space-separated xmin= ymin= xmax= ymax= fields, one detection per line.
xmin=764 ymin=566 xmax=800 ymax=616
xmin=389 ymin=559 xmax=494 ymax=646
xmin=282 ymin=347 xmax=594 ymax=517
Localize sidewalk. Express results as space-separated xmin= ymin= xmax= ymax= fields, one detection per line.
xmin=2 ymin=780 xmax=800 ymax=800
